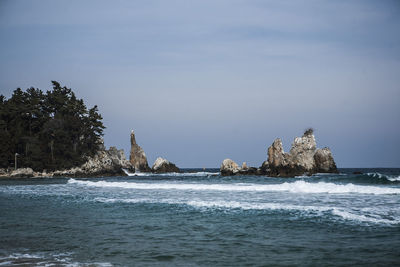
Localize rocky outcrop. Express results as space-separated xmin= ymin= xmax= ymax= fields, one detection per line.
xmin=220 ymin=159 xmax=259 ymax=176
xmin=129 ymin=130 xmax=151 ymax=172
xmin=267 ymin=129 xmax=337 ymax=177
xmin=53 ymin=146 xmax=133 ymax=177
xmin=314 ymin=148 xmax=338 ymax=173
xmin=220 ymin=129 xmax=338 ymax=177
xmin=9 ymin=168 xmax=35 ymax=178
xmin=0 ymin=146 xmax=134 ymax=178
xmin=151 ymin=157 xmax=180 ymax=173
xmin=220 ymin=159 xmax=240 ymax=176
xmin=289 ymin=132 xmax=317 ymax=171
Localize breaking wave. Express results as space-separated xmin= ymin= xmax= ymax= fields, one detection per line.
xmin=68 ymin=179 xmax=400 ymax=195
xmin=0 ymin=252 xmax=112 ymax=267
xmin=122 ymin=169 xmax=219 ymax=177
xmin=366 ymin=172 xmax=400 ymax=182
xmin=94 ymin=198 xmax=399 ymax=225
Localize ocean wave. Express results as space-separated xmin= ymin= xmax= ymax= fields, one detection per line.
xmin=69 ymin=179 xmax=400 ymax=195
xmin=94 ymin=198 xmax=399 ymax=225
xmin=0 ymin=252 xmax=112 ymax=267
xmin=366 ymin=172 xmax=400 ymax=182
xmin=122 ymin=169 xmax=219 ymax=177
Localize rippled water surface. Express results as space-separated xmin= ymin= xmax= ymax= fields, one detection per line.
xmin=1 ymin=168 xmax=399 ymax=266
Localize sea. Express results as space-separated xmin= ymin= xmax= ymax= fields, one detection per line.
xmin=0 ymin=168 xmax=399 ymax=266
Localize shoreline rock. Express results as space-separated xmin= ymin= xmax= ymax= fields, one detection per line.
xmin=129 ymin=130 xmax=151 ymax=172
xmin=152 ymin=157 xmax=180 ymax=173
xmin=0 ymin=146 xmax=134 ymax=178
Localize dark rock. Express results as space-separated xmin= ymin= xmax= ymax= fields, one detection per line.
xmin=220 ymin=159 xmax=240 ymax=176
xmin=10 ymin=168 xmax=35 ymax=178
xmin=314 ymin=147 xmax=338 ymax=173
xmin=152 ymin=157 xmax=180 ymax=173
xmin=129 ymin=130 xmax=151 ymax=172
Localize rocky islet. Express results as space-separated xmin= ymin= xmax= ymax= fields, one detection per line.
xmin=220 ymin=129 xmax=338 ymax=177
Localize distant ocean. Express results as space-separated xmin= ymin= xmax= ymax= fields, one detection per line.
xmin=1 ymin=168 xmax=399 ymax=266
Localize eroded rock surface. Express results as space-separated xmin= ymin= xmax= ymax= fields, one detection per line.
xmin=152 ymin=157 xmax=180 ymax=173
xmin=129 ymin=130 xmax=150 ymax=172
xmin=314 ymin=147 xmax=338 ymax=173
xmin=220 ymin=159 xmax=240 ymax=176
xmin=266 ymin=130 xmax=337 ymax=177
xmin=10 ymin=168 xmax=35 ymax=178
xmin=221 ymin=129 xmax=338 ymax=177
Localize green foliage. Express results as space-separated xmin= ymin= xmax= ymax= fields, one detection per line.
xmin=0 ymin=81 xmax=105 ymax=171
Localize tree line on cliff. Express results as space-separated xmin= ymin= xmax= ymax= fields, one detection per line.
xmin=0 ymin=81 xmax=105 ymax=171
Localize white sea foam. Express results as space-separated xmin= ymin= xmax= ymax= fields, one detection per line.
xmin=366 ymin=172 xmax=400 ymax=182
xmin=94 ymin=197 xmax=399 ymax=225
xmin=122 ymin=169 xmax=219 ymax=177
xmin=0 ymin=252 xmax=112 ymax=267
xmin=69 ymin=179 xmax=400 ymax=195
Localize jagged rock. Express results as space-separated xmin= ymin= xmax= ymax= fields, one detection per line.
xmin=289 ymin=131 xmax=317 ymax=171
xmin=0 ymin=168 xmax=7 ymax=176
xmin=2 ymin=142 xmax=133 ymax=178
xmin=268 ymin=138 xmax=288 ymax=168
xmin=259 ymin=160 xmax=270 ymax=175
xmin=220 ymin=159 xmax=240 ymax=176
xmin=265 ymin=130 xmax=337 ymax=177
xmin=51 ymin=146 xmax=133 ymax=177
xmin=129 ymin=130 xmax=150 ymax=172
xmin=314 ymin=147 xmax=338 ymax=173
xmin=241 ymin=162 xmax=248 ymax=170
xmin=152 ymin=157 xmax=180 ymax=173
xmin=10 ymin=168 xmax=35 ymax=178
xmin=80 ymin=146 xmax=133 ymax=176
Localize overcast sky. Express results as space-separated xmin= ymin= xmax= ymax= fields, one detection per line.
xmin=1 ymin=0 xmax=399 ymax=168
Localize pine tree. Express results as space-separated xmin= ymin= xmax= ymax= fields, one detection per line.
xmin=0 ymin=81 xmax=106 ymax=171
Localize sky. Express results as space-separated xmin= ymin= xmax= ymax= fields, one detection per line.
xmin=0 ymin=0 xmax=399 ymax=168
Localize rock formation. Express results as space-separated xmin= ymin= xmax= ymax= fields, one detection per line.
xmin=52 ymin=146 xmax=133 ymax=177
xmin=220 ymin=159 xmax=240 ymax=176
xmin=220 ymin=129 xmax=338 ymax=177
xmin=10 ymin=168 xmax=35 ymax=178
xmin=267 ymin=129 xmax=337 ymax=177
xmin=0 ymin=146 xmax=133 ymax=178
xmin=129 ymin=130 xmax=150 ymax=172
xmin=152 ymin=157 xmax=180 ymax=173
xmin=314 ymin=147 xmax=338 ymax=173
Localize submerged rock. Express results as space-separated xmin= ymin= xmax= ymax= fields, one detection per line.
xmin=129 ymin=130 xmax=151 ymax=172
xmin=152 ymin=157 xmax=180 ymax=173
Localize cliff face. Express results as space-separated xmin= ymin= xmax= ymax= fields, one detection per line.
xmin=129 ymin=130 xmax=151 ymax=172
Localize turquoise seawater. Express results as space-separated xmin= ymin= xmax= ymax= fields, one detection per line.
xmin=0 ymin=169 xmax=399 ymax=266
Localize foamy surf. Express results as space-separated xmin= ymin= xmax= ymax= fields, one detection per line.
xmin=68 ymin=179 xmax=400 ymax=195
xmin=0 ymin=252 xmax=112 ymax=267
xmin=93 ymin=197 xmax=399 ymax=225
xmin=366 ymin=172 xmax=400 ymax=182
xmin=122 ymin=169 xmax=219 ymax=177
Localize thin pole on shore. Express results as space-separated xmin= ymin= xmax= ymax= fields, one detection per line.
xmin=15 ymin=153 xmax=18 ymax=170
